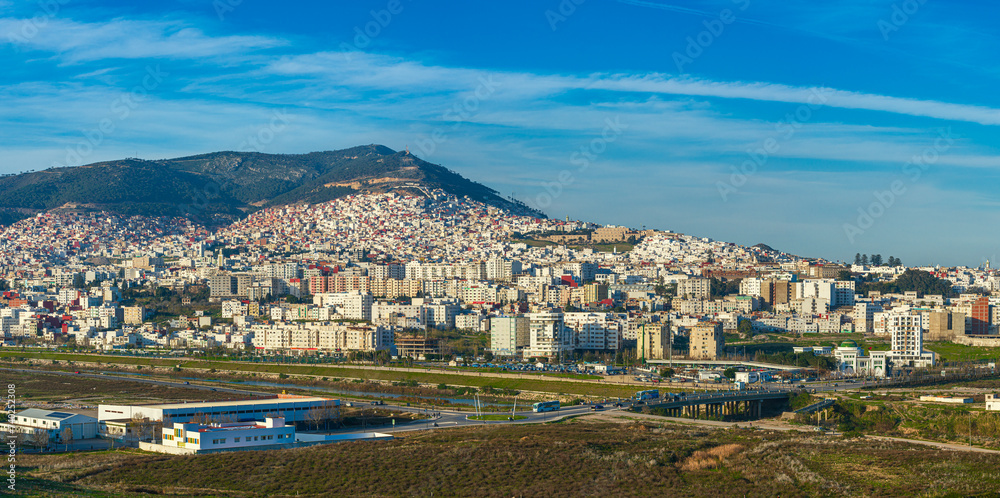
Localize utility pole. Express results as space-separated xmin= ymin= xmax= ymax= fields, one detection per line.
xmin=970 ymin=411 xmax=973 ymax=447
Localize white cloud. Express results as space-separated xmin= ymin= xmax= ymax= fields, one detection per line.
xmin=0 ymin=17 xmax=285 ymax=63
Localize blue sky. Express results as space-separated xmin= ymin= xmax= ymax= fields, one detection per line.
xmin=2 ymin=0 xmax=999 ymax=267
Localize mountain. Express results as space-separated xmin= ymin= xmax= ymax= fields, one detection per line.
xmin=0 ymin=145 xmax=544 ymax=225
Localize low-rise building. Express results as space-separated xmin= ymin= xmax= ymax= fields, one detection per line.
xmin=159 ymin=417 xmax=295 ymax=453
xmin=0 ymin=408 xmax=98 ymax=441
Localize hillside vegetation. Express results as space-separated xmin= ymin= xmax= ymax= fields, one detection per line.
xmin=0 ymin=145 xmax=544 ymax=225
xmin=17 ymin=420 xmax=1000 ymax=497
xmin=858 ymin=269 xmax=954 ymax=297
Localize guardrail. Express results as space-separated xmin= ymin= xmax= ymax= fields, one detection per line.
xmin=794 ymin=398 xmax=835 ymax=414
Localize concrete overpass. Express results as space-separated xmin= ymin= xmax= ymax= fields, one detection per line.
xmin=636 ymin=389 xmax=791 ymax=420
xmin=646 ymin=359 xmax=804 ymax=371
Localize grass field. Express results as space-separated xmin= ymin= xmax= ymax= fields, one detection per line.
xmin=0 ymin=370 xmax=252 ymax=405
xmin=15 ymin=419 xmax=1000 ymax=497
xmin=0 ymin=352 xmax=644 ymax=399
xmin=924 ymin=342 xmax=1000 ymax=362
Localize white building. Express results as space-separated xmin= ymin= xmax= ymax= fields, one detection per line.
xmin=0 ymin=408 xmax=99 ymax=441
xmin=490 ymin=316 xmax=530 ymax=356
xmin=313 ymin=291 xmax=373 ymax=321
xmin=99 ymin=396 xmax=339 ymax=426
xmin=563 ymin=312 xmax=620 ymax=351
xmin=160 ymin=417 xmax=295 ymax=453
xmin=525 ymin=311 xmax=574 ymax=358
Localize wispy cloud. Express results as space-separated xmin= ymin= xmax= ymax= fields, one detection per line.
xmin=0 ymin=17 xmax=286 ymax=63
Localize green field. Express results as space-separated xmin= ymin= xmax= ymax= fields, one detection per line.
xmin=0 ymin=351 xmax=643 ymax=399
xmin=924 ymin=342 xmax=1000 ymax=362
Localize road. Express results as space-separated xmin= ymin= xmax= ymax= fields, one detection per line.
xmin=11 ymin=367 xmax=1000 ymax=454
xmin=331 ymin=401 xmax=609 ymax=436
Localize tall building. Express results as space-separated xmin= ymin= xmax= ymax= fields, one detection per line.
xmin=209 ymin=274 xmax=237 ymax=299
xmin=759 ymin=279 xmax=793 ymax=306
xmin=490 ymin=316 xmax=530 ymax=356
xmin=638 ymin=323 xmax=670 ymax=361
xmin=677 ymin=278 xmax=711 ymax=300
xmin=564 ymin=312 xmax=619 ymax=351
xmin=525 ymin=312 xmax=573 ymax=359
xmin=888 ymin=313 xmax=923 ymax=355
xmin=927 ymin=311 xmax=965 ymax=341
xmin=689 ymin=321 xmax=723 ymax=360
xmin=123 ymin=306 xmax=145 ymax=325
xmin=970 ymin=296 xmax=991 ymax=335
xmin=583 ymin=282 xmax=609 ymax=303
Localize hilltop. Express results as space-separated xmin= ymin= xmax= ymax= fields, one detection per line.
xmin=0 ymin=145 xmax=543 ymax=226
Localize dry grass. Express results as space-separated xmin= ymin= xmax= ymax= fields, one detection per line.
xmin=679 ymin=443 xmax=744 ymax=471
xmin=17 ymin=421 xmax=1000 ymax=497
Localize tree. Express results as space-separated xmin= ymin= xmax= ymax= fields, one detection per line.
xmin=837 ymin=270 xmax=852 ymax=281
xmin=190 ymin=412 xmax=213 ymax=425
xmin=723 ymin=367 xmax=736 ymax=380
xmin=31 ymin=428 xmax=49 ymax=449
xmin=305 ymin=406 xmax=324 ymax=431
xmin=130 ymin=414 xmax=153 ymax=442
xmin=322 ymin=402 xmax=341 ymax=430
xmin=660 ymin=367 xmax=675 ymax=378
xmin=870 ymin=254 xmax=883 ymax=266
xmin=861 ymin=254 xmax=869 ymax=265
xmin=737 ymin=319 xmax=752 ymax=336
xmin=854 ymin=253 xmax=862 ymax=265
xmin=62 ymin=426 xmax=74 ymax=451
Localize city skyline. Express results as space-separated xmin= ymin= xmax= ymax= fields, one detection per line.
xmin=2 ymin=1 xmax=999 ymax=266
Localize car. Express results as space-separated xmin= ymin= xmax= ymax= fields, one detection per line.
xmin=183 ymin=381 xmax=190 ymax=385
xmin=593 ymin=404 xmax=604 ymax=410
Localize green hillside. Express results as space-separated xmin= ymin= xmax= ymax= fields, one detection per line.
xmin=0 ymin=145 xmax=544 ymax=225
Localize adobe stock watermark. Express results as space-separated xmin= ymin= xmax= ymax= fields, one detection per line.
xmin=877 ymin=0 xmax=928 ymax=41
xmin=338 ymin=0 xmax=411 ymax=61
xmin=413 ymin=74 xmax=500 ymax=158
xmin=51 ymin=65 xmax=169 ymax=169
xmin=717 ymin=87 xmax=829 ymax=201
xmin=534 ymin=116 xmax=627 ymax=209
xmin=239 ymin=109 xmax=291 ymax=153
xmin=672 ymin=0 xmax=750 ymax=73
xmin=545 ymin=0 xmax=585 ymax=31
xmin=6 ymin=383 xmax=15 ymax=493
xmin=181 ymin=109 xmax=291 ymax=217
xmin=843 ymin=128 xmax=955 ymax=244
xmin=212 ymin=0 xmax=243 ymax=21
xmin=5 ymin=0 xmax=70 ymax=44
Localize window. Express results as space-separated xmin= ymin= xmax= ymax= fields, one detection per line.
xmin=234 ymin=437 xmax=240 ymax=442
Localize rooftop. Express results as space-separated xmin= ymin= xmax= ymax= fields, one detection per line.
xmin=137 ymin=396 xmax=333 ymax=410
xmin=14 ymin=408 xmax=93 ymax=421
